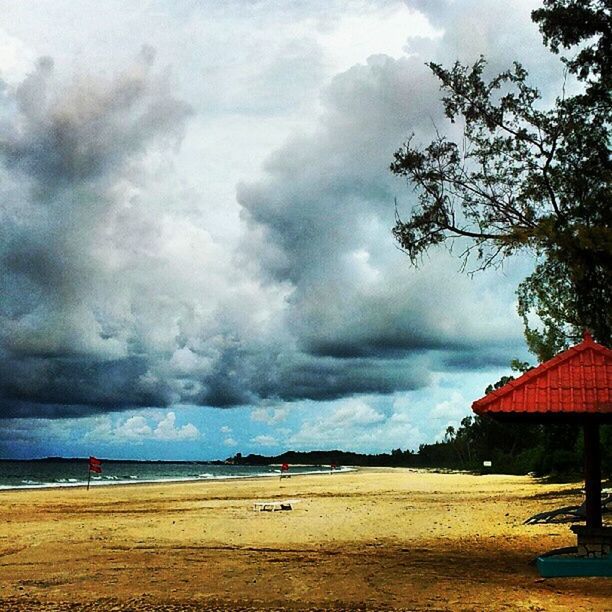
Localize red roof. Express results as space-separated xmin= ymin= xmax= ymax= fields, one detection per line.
xmin=472 ymin=332 xmax=612 ymax=419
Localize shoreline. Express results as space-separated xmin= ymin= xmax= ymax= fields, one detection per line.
xmin=0 ymin=465 xmax=357 ymax=493
xmin=1 ymin=468 xmax=609 ymax=610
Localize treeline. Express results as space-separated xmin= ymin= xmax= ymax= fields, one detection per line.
xmin=419 ymin=417 xmax=612 ymax=478
xmin=229 ymin=417 xmax=612 ymax=478
xmin=228 ymin=449 xmax=417 ymax=468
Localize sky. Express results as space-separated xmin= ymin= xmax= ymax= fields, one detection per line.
xmin=0 ymin=0 xmax=568 ymax=460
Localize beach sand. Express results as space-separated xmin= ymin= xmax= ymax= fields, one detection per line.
xmin=0 ymin=468 xmax=610 ymax=610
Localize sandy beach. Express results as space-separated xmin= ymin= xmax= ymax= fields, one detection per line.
xmin=0 ymin=468 xmax=610 ymax=611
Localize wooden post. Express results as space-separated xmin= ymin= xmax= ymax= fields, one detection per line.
xmin=583 ymin=422 xmax=602 ymax=529
xmin=87 ymin=468 xmax=91 ymax=491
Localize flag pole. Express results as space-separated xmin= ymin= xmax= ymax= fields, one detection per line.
xmin=87 ymin=456 xmax=102 ymax=490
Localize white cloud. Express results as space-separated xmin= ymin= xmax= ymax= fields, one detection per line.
xmin=153 ymin=412 xmax=200 ymax=441
xmin=429 ymin=391 xmax=471 ymax=441
xmin=315 ymin=2 xmax=440 ymax=73
xmin=327 ymin=399 xmax=385 ymax=426
xmin=84 ymin=411 xmax=200 ymax=445
xmin=289 ymin=397 xmax=422 ymax=451
xmin=251 ymin=434 xmax=278 ymax=447
xmin=115 ymin=416 xmax=153 ymax=440
xmin=0 ymin=27 xmax=36 ymax=82
xmin=250 ymin=406 xmax=289 ymax=425
xmin=430 ymin=391 xmax=469 ymax=421
xmin=220 ymin=425 xmax=232 ymax=433
xmin=223 ymin=437 xmax=238 ymax=447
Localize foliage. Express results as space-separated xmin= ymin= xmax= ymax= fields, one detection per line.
xmin=532 ymin=0 xmax=611 ymax=101
xmin=391 ymin=0 xmax=611 ymax=358
xmin=485 ymin=374 xmax=514 ymax=395
xmin=227 ymin=420 xmax=612 ymax=478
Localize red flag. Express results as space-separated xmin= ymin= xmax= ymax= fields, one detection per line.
xmin=89 ymin=457 xmax=102 ymax=473
xmin=281 ymin=463 xmax=289 ymax=472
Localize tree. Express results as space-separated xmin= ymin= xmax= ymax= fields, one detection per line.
xmin=532 ymin=0 xmax=610 ymax=102
xmin=391 ymin=0 xmax=611 ymax=359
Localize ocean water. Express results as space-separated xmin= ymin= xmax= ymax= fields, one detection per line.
xmin=0 ymin=460 xmax=345 ymax=490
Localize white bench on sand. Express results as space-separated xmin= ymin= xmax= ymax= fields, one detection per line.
xmin=253 ymin=499 xmax=300 ymax=512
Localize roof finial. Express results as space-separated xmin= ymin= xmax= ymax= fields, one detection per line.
xmin=583 ymin=329 xmax=593 ymax=343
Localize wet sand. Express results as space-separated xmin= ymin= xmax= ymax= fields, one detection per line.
xmin=0 ymin=468 xmax=610 ymax=610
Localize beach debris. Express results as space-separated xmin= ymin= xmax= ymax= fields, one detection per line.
xmin=253 ymin=499 xmax=300 ymax=512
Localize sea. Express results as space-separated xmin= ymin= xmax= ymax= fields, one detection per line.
xmin=0 ymin=459 xmax=347 ymax=491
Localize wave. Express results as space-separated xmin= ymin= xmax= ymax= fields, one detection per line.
xmin=0 ymin=466 xmax=356 ymax=491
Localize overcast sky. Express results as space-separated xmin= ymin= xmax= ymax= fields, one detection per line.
xmin=0 ymin=1 xmax=567 ymax=460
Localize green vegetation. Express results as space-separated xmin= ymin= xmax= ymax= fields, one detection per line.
xmin=228 ymin=421 xmax=612 ymax=478
xmin=386 ymin=1 xmax=611 ymax=479
xmin=391 ymin=0 xmax=610 ymax=356
xmin=426 ymin=417 xmax=612 ymax=478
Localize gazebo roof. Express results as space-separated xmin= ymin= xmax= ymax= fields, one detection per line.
xmin=472 ymin=332 xmax=612 ymax=420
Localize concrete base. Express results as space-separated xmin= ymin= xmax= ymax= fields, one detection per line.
xmin=571 ymin=525 xmax=612 ymax=558
xmin=537 ymin=554 xmax=612 ymax=577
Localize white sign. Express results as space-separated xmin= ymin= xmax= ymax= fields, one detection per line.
xmin=483 ymin=460 xmax=492 ymax=467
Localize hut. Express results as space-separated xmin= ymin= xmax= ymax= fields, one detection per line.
xmin=472 ymin=331 xmax=611 ymax=575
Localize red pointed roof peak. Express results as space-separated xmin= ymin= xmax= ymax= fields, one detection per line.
xmin=472 ymin=335 xmax=611 ymax=420
xmin=583 ymin=329 xmax=594 ymax=343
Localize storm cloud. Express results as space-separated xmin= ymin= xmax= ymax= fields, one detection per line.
xmin=0 ymin=1 xmax=562 ymax=421
xmin=2 ymin=49 xmax=436 ymax=416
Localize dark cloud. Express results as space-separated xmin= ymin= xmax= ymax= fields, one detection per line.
xmin=0 ymin=49 xmax=197 ymax=416
xmin=272 ymin=353 xmax=431 ymax=401
xmin=0 ymin=356 xmax=165 ymax=410
xmin=0 ymin=400 xmax=114 ymax=420
xmin=3 ymin=48 xmax=190 ymax=187
xmin=238 ymin=53 xmax=530 ymax=368
xmin=185 ymin=348 xmax=431 ymax=407
xmin=1 ymin=48 xmax=446 ymax=418
xmin=438 ymin=350 xmax=517 ymax=371
xmin=0 ymin=2 xmax=560 ymax=420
